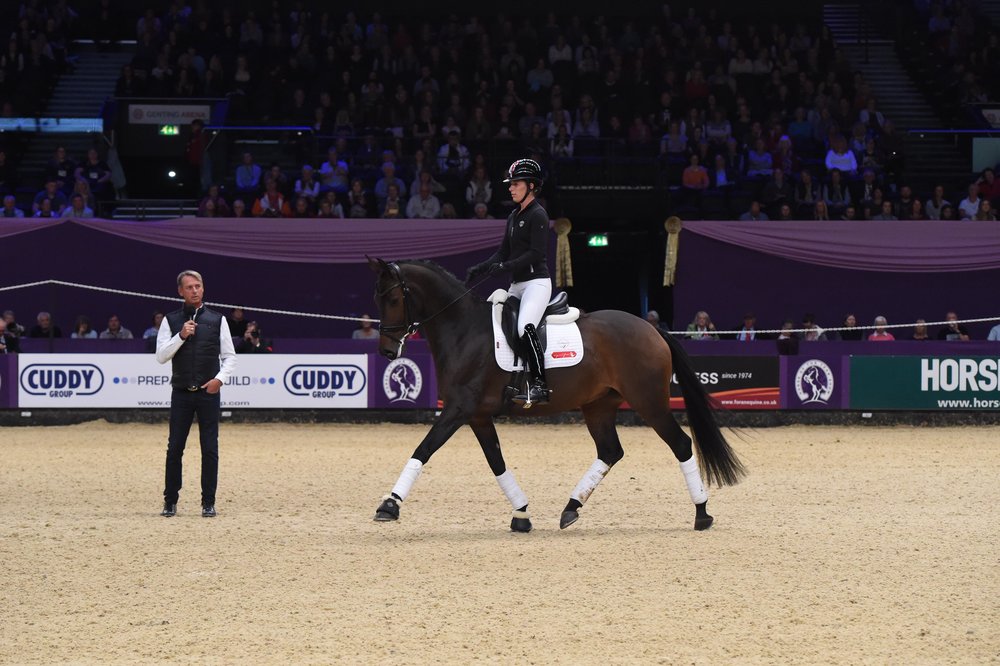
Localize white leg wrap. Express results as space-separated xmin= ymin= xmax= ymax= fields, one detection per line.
xmin=679 ymin=455 xmax=709 ymax=504
xmin=496 ymin=470 xmax=529 ymax=510
xmin=570 ymin=459 xmax=611 ymax=504
xmin=390 ymin=458 xmax=424 ymax=501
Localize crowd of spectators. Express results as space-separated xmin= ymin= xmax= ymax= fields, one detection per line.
xmin=649 ymin=309 xmax=1000 ymax=342
xmin=918 ymin=0 xmax=1000 ymax=107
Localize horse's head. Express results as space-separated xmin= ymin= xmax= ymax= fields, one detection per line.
xmin=368 ymin=256 xmax=415 ymax=360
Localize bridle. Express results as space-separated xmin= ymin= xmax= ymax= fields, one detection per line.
xmin=376 ymin=261 xmax=482 ymax=359
xmin=376 ymin=262 xmax=419 ymax=360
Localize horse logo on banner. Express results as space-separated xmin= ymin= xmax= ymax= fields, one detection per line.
xmin=794 ymin=359 xmax=835 ymax=404
xmin=383 ymin=358 xmax=422 ymax=403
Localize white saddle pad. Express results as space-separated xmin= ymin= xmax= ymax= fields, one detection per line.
xmin=488 ymin=289 xmax=584 ymax=372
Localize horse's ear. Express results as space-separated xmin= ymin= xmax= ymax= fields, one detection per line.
xmin=366 ymin=255 xmax=386 ymax=274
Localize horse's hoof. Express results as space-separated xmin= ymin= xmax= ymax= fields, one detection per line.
xmin=559 ymin=510 xmax=579 ymax=529
xmin=373 ymin=497 xmax=400 ymax=522
xmin=510 ymin=516 xmax=532 ymax=532
xmin=694 ymin=501 xmax=713 ymax=530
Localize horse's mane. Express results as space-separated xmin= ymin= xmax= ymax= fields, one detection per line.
xmin=397 ymin=259 xmax=483 ymax=300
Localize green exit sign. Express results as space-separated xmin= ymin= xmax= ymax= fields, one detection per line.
xmin=158 ymin=124 xmax=180 ymax=136
xmin=587 ymin=234 xmax=609 ymax=247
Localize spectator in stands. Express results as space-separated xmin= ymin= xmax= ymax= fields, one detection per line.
xmin=373 ymin=162 xmax=405 ymax=208
xmin=835 ymin=314 xmax=864 ymax=341
xmin=352 ymin=314 xmax=380 ymax=340
xmin=72 ymin=179 xmax=96 ymax=211
xmin=0 ymin=318 xmax=19 ymax=354
xmin=823 ymin=168 xmax=851 ymax=217
xmin=381 ymin=183 xmax=403 ymax=218
xmin=736 ymin=313 xmax=757 ymax=341
xmin=348 ymin=179 xmax=369 ymax=218
xmin=262 ymin=164 xmax=289 ymax=194
xmin=939 ymin=204 xmax=956 ymax=220
xmin=2 ymin=312 xmax=23 ymax=339
xmin=858 ymin=137 xmax=884 ymax=173
xmin=794 ymin=170 xmax=820 ymax=217
xmin=987 ymin=321 xmax=1000 ymax=341
xmin=778 ymin=203 xmax=795 ymax=221
xmin=772 ymin=135 xmax=799 ymax=175
xmin=70 ymin=315 xmax=97 ymax=339
xmin=231 ymin=199 xmax=248 ymax=218
xmin=801 ymin=314 xmax=828 ymax=341
xmin=910 ymin=319 xmax=930 ymax=341
xmin=29 ymin=311 xmax=62 ymax=338
xmin=440 ymin=203 xmax=458 ymax=219
xmin=465 ymin=166 xmax=492 ymax=214
xmin=319 ymin=147 xmax=349 ymax=194
xmin=660 ymin=121 xmax=688 ymax=162
xmin=317 ymin=192 xmax=345 ymax=219
xmin=143 ymin=312 xmax=164 ymax=349
xmin=60 ymin=193 xmax=94 ymax=218
xmin=185 ymin=119 xmax=209 ymax=194
xmin=977 ymin=168 xmax=1000 ymax=204
xmin=236 ymin=321 xmax=272 ymax=353
xmin=894 ymin=186 xmax=915 ymax=219
xmin=852 ymin=168 xmax=880 ymax=208
xmin=812 ymin=200 xmax=830 ymax=221
xmin=235 ymin=152 xmax=262 ymax=195
xmin=681 ymin=153 xmax=709 ymax=208
xmin=709 ymin=154 xmax=737 ymax=191
xmin=33 ymin=180 xmax=67 ymax=215
xmin=45 ymin=146 xmax=75 ymax=194
xmin=841 ymin=205 xmax=859 ymax=220
xmin=75 ymin=149 xmax=113 ymax=201
xmin=406 ymin=183 xmax=442 ymax=219
xmin=825 ymin=135 xmax=858 ymax=177
xmin=871 ymin=200 xmax=898 ymax=221
xmin=958 ymin=184 xmax=982 ymax=220
xmin=686 ymin=311 xmax=719 ymax=341
xmin=739 ymin=201 xmax=769 ymax=221
xmin=907 ymin=199 xmax=928 ymax=220
xmin=746 ymin=138 xmax=773 ymax=178
xmin=252 ymin=180 xmax=292 ymax=218
xmin=34 ymin=199 xmax=59 ymax=218
xmin=436 ymin=131 xmax=471 ymax=181
xmin=2 ymin=194 xmax=24 ymax=218
xmin=858 ymin=98 xmax=886 ymax=135
xmin=472 ymin=202 xmax=493 ymax=219
xmin=100 ymin=314 xmax=133 ymax=340
xmin=197 ymin=184 xmax=230 ymax=217
xmin=937 ymin=311 xmax=971 ymax=341
xmin=868 ymin=316 xmax=894 ymax=342
xmin=291 ymin=197 xmax=313 ymax=218
xmin=975 ymin=200 xmax=997 ymax=221
xmin=294 ymin=165 xmax=320 ymax=205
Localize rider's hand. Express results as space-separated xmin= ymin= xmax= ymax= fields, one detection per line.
xmin=466 ymin=263 xmax=489 ymax=283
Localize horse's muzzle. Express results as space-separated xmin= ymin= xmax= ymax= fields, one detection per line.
xmin=380 ymin=347 xmax=397 ymax=360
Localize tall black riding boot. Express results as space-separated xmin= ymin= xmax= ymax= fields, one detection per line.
xmin=514 ymin=323 xmax=550 ymax=407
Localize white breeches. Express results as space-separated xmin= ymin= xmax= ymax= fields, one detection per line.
xmin=508 ymin=277 xmax=552 ymax=336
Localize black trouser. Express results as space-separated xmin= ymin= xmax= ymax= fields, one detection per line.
xmin=163 ymin=388 xmax=220 ymax=505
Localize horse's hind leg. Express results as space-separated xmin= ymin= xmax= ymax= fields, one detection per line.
xmin=629 ymin=394 xmax=713 ymax=531
xmin=560 ymin=395 xmax=625 ymax=529
xmin=470 ymin=418 xmax=532 ymax=533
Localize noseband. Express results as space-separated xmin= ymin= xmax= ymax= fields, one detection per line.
xmin=377 ymin=262 xmax=420 ymax=359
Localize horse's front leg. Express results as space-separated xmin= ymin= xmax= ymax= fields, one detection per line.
xmin=470 ymin=417 xmax=532 ymax=533
xmin=373 ymin=405 xmax=468 ymax=522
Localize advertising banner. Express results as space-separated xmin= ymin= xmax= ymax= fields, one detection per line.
xmin=128 ymin=104 xmax=211 ymax=125
xmin=370 ymin=354 xmax=438 ymax=409
xmin=850 ymin=356 xmax=1000 ymax=410
xmin=17 ymin=354 xmax=369 ymax=409
xmin=668 ymin=356 xmax=779 ymax=410
xmin=781 ymin=353 xmax=849 ymax=410
xmin=0 ymin=354 xmax=16 ymax=408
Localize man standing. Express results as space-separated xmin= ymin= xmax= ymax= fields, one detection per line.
xmin=156 ymin=270 xmax=236 ymax=518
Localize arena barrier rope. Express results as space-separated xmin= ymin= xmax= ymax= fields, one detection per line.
xmin=2 ymin=278 xmax=998 ymax=335
xmin=0 ymin=279 xmax=375 ymax=324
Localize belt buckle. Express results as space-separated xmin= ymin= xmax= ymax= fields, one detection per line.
xmin=186 ymin=386 xmax=199 ymax=392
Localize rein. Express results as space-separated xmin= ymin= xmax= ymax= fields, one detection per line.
xmin=378 ymin=262 xmax=489 ymax=358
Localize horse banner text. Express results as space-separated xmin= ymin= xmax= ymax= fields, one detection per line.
xmin=850 ymin=356 xmax=1000 ymax=411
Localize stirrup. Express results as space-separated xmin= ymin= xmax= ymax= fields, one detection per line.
xmin=514 ymin=382 xmax=550 ymax=408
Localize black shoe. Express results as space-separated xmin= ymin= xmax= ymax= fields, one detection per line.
xmin=161 ymin=503 xmax=176 ymax=517
xmin=514 ymin=380 xmax=550 ymax=407
xmin=202 ymin=505 xmax=216 ymax=518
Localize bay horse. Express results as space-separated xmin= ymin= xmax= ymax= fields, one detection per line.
xmin=369 ymin=258 xmax=744 ymax=532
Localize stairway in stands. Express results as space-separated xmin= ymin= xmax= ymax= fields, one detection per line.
xmin=978 ymin=0 xmax=1000 ymax=24
xmin=822 ymin=4 xmax=969 ymax=192
xmin=18 ymin=46 xmax=133 ymax=194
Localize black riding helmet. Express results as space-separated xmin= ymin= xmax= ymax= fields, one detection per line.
xmin=503 ymin=158 xmax=544 ymax=195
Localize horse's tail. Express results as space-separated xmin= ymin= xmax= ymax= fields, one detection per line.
xmin=660 ymin=330 xmax=746 ymax=487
